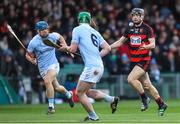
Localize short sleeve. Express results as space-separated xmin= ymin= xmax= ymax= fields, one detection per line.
xmin=71 ymin=28 xmax=79 ymax=44
xmin=51 ymin=32 xmax=61 ymax=44
xmin=147 ymin=26 xmax=154 ymax=38
xmin=27 ymin=40 xmax=35 ymax=53
xmin=97 ymin=32 xmax=106 ymax=46
xmin=123 ymin=28 xmax=129 ymax=38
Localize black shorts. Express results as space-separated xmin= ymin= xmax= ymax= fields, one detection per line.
xmin=130 ymin=60 xmax=150 ymax=72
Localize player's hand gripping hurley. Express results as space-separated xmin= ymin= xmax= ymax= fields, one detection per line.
xmin=42 ymin=38 xmax=81 ymax=57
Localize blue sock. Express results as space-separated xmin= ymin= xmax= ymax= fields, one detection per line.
xmin=65 ymin=91 xmax=71 ymax=99
xmin=48 ymin=98 xmax=54 ymax=108
xmin=88 ymin=111 xmax=98 ymax=119
xmin=104 ymin=95 xmax=114 ymax=103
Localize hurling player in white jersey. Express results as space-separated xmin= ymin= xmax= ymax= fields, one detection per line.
xmin=26 ymin=21 xmax=74 ymax=114
xmin=61 ymin=12 xmax=119 ymax=121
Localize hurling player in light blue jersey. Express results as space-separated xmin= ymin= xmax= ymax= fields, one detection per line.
xmin=61 ymin=12 xmax=119 ymax=121
xmin=26 ymin=21 xmax=74 ymax=114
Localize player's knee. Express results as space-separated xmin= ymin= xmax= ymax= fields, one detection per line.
xmin=76 ymin=88 xmax=84 ymax=97
xmin=54 ymin=86 xmax=62 ymax=92
xmin=91 ymin=91 xmax=99 ymax=99
xmin=143 ymin=81 xmax=151 ymax=90
xmin=54 ymin=86 xmax=58 ymax=91
xmin=44 ymin=79 xmax=51 ymax=86
xmin=127 ymin=76 xmax=134 ymax=84
xmin=144 ymin=86 xmax=149 ymax=90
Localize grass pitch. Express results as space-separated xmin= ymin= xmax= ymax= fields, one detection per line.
xmin=0 ymin=100 xmax=179 ymax=123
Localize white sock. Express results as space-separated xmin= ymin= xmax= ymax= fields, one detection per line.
xmin=89 ymin=111 xmax=99 ymax=120
xmin=104 ymin=95 xmax=114 ymax=103
xmin=65 ymin=91 xmax=72 ymax=99
xmin=48 ymin=98 xmax=54 ymax=108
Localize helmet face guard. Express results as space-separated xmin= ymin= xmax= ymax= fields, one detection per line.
xmin=78 ymin=12 xmax=91 ymax=24
xmin=35 ymin=21 xmax=49 ymax=30
xmin=131 ymin=8 xmax=144 ymax=17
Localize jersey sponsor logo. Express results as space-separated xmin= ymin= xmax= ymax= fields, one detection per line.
xmin=130 ymin=36 xmax=142 ymax=45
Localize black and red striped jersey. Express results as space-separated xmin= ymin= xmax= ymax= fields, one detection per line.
xmin=123 ymin=22 xmax=154 ymax=62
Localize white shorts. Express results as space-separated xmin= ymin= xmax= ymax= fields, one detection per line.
xmin=40 ymin=63 xmax=60 ymax=78
xmin=79 ymin=66 xmax=104 ymax=83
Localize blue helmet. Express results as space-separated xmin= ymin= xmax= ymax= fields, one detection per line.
xmin=35 ymin=21 xmax=49 ymax=30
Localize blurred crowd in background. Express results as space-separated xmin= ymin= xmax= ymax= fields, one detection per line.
xmin=0 ymin=0 xmax=180 ymax=102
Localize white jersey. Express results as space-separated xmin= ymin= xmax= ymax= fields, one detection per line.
xmin=27 ymin=32 xmax=60 ymax=77
xmin=71 ymin=24 xmax=105 ymax=68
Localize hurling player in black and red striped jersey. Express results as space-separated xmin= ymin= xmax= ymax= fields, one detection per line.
xmin=111 ymin=8 xmax=167 ymax=116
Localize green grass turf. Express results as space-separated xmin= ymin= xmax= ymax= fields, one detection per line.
xmin=0 ymin=100 xmax=179 ymax=123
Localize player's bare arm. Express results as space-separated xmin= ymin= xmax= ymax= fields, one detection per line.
xmin=60 ymin=42 xmax=78 ymax=58
xmin=57 ymin=35 xmax=68 ymax=51
xmin=25 ymin=52 xmax=37 ymax=65
xmin=68 ymin=42 xmax=78 ymax=53
xmin=139 ymin=37 xmax=155 ymax=50
xmin=110 ymin=36 xmax=128 ymax=49
xmin=100 ymin=41 xmax=111 ymax=57
xmin=58 ymin=36 xmax=75 ymax=58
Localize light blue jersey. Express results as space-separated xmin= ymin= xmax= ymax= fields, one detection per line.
xmin=27 ymin=32 xmax=60 ymax=75
xmin=72 ymin=24 xmax=105 ymax=67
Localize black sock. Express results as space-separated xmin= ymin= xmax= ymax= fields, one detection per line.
xmin=155 ymin=97 xmax=164 ymax=107
xmin=140 ymin=93 xmax=147 ymax=102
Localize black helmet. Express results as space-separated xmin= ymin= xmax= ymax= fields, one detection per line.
xmin=131 ymin=8 xmax=144 ymax=16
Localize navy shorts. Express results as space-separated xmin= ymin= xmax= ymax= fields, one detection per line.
xmin=130 ymin=60 xmax=150 ymax=72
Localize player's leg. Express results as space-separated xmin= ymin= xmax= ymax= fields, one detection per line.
xmin=76 ymin=81 xmax=99 ymax=121
xmin=43 ymin=69 xmax=57 ymax=114
xmin=84 ymin=66 xmax=119 ymax=114
xmin=127 ymin=65 xmax=150 ymax=111
xmin=87 ymin=89 xmax=119 ymax=113
xmin=127 ymin=65 xmax=145 ymax=93
xmin=140 ymin=72 xmax=160 ymax=99
xmin=127 ymin=65 xmax=148 ymax=104
xmin=140 ymin=73 xmax=167 ymax=116
xmin=52 ymin=78 xmax=74 ymax=107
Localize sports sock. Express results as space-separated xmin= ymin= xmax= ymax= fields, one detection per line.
xmin=140 ymin=92 xmax=147 ymax=102
xmin=48 ymin=98 xmax=54 ymax=108
xmin=104 ymin=95 xmax=114 ymax=103
xmin=65 ymin=91 xmax=72 ymax=99
xmin=155 ymin=97 xmax=164 ymax=107
xmin=88 ymin=111 xmax=99 ymax=119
